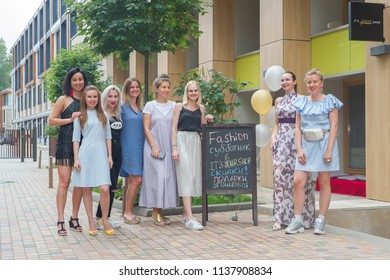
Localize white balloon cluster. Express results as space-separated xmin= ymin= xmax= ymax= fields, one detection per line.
xmin=253 ymin=65 xmax=285 ymax=147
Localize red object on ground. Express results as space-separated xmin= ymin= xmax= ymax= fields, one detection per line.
xmin=315 ymin=177 xmax=366 ymax=197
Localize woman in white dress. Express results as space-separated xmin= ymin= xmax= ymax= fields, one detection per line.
xmin=72 ymin=85 xmax=114 ymax=236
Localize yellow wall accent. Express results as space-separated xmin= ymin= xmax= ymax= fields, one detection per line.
xmin=235 ymin=52 xmax=260 ymax=89
xmin=312 ymin=28 xmax=365 ymax=75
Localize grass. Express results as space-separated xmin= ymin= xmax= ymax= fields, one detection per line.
xmin=93 ymin=182 xmax=252 ymax=206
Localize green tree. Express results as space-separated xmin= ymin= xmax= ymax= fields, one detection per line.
xmin=44 ymin=43 xmax=107 ymax=103
xmin=65 ymin=0 xmax=211 ymax=103
xmin=0 ymin=38 xmax=12 ymax=90
xmin=174 ymin=69 xmax=249 ymax=123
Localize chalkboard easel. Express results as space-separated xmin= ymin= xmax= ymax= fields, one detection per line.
xmin=202 ymin=123 xmax=258 ymax=226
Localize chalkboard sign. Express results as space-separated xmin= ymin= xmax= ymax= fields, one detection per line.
xmin=202 ymin=123 xmax=258 ymax=226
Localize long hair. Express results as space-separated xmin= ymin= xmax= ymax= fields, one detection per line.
xmin=62 ymin=67 xmax=88 ymax=96
xmin=79 ymin=85 xmax=107 ymax=129
xmin=122 ymin=78 xmax=143 ymax=109
xmin=102 ymin=85 xmax=122 ymax=121
xmin=182 ymin=80 xmax=202 ymax=105
xmin=284 ymin=71 xmax=298 ymax=92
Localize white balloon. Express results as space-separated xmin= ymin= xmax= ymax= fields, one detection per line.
xmin=255 ymin=124 xmax=272 ymax=148
xmin=264 ymin=65 xmax=285 ymax=92
xmin=265 ymin=106 xmax=276 ymax=128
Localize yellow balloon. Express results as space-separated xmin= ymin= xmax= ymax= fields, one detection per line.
xmin=251 ymin=89 xmax=272 ymax=115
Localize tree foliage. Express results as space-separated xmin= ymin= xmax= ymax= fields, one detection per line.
xmin=174 ymin=69 xmax=249 ymax=123
xmin=44 ymin=43 xmax=106 ymax=103
xmin=65 ymin=0 xmax=211 ymax=103
xmin=0 ymin=38 xmax=12 ymax=90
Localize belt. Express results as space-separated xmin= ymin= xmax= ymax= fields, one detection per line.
xmin=278 ymin=118 xmax=296 ymax=124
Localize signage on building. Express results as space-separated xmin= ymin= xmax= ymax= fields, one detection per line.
xmin=348 ymin=2 xmax=384 ymax=42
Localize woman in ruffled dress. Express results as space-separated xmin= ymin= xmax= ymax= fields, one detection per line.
xmin=271 ymin=71 xmax=315 ymax=231
xmin=285 ymin=68 xmax=343 ymax=235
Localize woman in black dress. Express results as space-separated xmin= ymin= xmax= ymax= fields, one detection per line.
xmin=48 ymin=68 xmax=87 ymax=236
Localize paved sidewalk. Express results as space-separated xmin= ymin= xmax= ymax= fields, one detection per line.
xmin=1 ymin=157 xmax=390 ymax=260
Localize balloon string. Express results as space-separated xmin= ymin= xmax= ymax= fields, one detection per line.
xmin=256 ymin=147 xmax=261 ymax=161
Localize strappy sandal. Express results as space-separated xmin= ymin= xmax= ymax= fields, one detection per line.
xmin=69 ymin=216 xmax=83 ymax=232
xmin=123 ymin=215 xmax=141 ymax=225
xmin=272 ymin=222 xmax=282 ymax=231
xmin=57 ymin=221 xmax=67 ymax=236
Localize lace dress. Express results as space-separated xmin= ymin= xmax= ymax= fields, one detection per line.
xmin=273 ymin=93 xmax=315 ymax=228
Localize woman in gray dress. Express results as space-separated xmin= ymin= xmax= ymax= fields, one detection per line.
xmin=72 ymin=85 xmax=114 ymax=236
xmin=139 ymin=74 xmax=177 ymax=226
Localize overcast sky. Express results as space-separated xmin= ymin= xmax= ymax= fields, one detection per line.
xmin=0 ymin=0 xmax=44 ymax=53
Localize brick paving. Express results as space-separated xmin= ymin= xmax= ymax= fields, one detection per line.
xmin=1 ymin=157 xmax=390 ymax=260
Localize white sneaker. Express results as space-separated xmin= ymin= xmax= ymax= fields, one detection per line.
xmin=313 ymin=218 xmax=325 ymax=235
xmin=185 ymin=219 xmax=203 ymax=230
xmin=285 ymin=218 xmax=304 ymax=234
xmin=108 ymin=217 xmax=121 ymax=229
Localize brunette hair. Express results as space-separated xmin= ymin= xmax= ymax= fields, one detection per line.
xmin=284 ymin=71 xmax=298 ymax=92
xmin=62 ymin=68 xmax=88 ymax=96
xmin=122 ymin=77 xmax=143 ymax=109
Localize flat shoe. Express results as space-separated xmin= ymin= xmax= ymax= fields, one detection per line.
xmin=88 ymin=230 xmax=98 ymax=236
xmin=105 ymin=228 xmax=115 ymax=236
xmin=123 ymin=215 xmax=141 ymax=225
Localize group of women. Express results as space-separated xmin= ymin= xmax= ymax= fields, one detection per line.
xmin=50 ymin=69 xmax=210 ymax=237
xmin=271 ymin=68 xmax=343 ymax=235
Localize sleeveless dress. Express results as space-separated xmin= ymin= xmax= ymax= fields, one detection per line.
xmin=175 ymin=107 xmax=202 ymax=197
xmin=71 ymin=110 xmax=112 ymax=187
xmin=55 ymin=97 xmax=80 ymax=166
xmin=273 ymin=93 xmax=315 ymax=228
xmin=119 ymin=104 xmax=145 ymax=177
xmin=139 ymin=100 xmax=178 ymax=208
xmin=292 ymin=94 xmax=343 ymax=172
xmin=109 ymin=117 xmax=122 ymax=191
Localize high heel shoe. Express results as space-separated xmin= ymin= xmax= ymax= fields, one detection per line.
xmin=152 ymin=212 xmax=165 ymax=226
xmin=57 ymin=221 xmax=67 ymax=236
xmin=69 ymin=216 xmax=83 ymax=232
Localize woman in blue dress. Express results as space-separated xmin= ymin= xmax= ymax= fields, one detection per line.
xmin=120 ymin=78 xmax=145 ymax=224
xmin=72 ymin=85 xmax=114 ymax=236
xmin=285 ymin=68 xmax=343 ymax=235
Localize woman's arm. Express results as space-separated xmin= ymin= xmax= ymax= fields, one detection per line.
xmin=171 ymin=103 xmax=182 ymax=161
xmin=48 ymin=96 xmax=82 ymax=126
xmin=270 ymin=98 xmax=282 ymax=150
xmin=324 ymin=108 xmax=339 ymax=162
xmin=72 ymin=118 xmax=81 ymax=170
xmin=143 ymin=113 xmax=160 ymax=158
xmin=295 ymin=113 xmax=306 ymax=165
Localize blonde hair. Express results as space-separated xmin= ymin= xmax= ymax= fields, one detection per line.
xmin=79 ymin=85 xmax=107 ymax=129
xmin=305 ymin=68 xmax=324 ymax=83
xmin=122 ymin=78 xmax=143 ymax=109
xmin=101 ymin=85 xmax=122 ymax=121
xmin=182 ymin=80 xmax=202 ymax=105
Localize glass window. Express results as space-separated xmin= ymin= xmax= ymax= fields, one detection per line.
xmin=344 ymin=81 xmax=365 ymax=173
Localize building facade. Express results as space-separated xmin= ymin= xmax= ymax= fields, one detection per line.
xmin=11 ymin=0 xmax=390 ymax=202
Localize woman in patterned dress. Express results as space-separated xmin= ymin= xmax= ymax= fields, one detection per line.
xmin=285 ymin=68 xmax=343 ymax=235
xmin=271 ymin=71 xmax=315 ymax=231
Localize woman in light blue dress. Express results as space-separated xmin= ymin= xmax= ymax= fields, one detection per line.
xmin=285 ymin=68 xmax=343 ymax=235
xmin=72 ymin=85 xmax=114 ymax=236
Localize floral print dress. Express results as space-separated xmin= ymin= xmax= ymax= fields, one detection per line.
xmin=273 ymin=93 xmax=315 ymax=228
